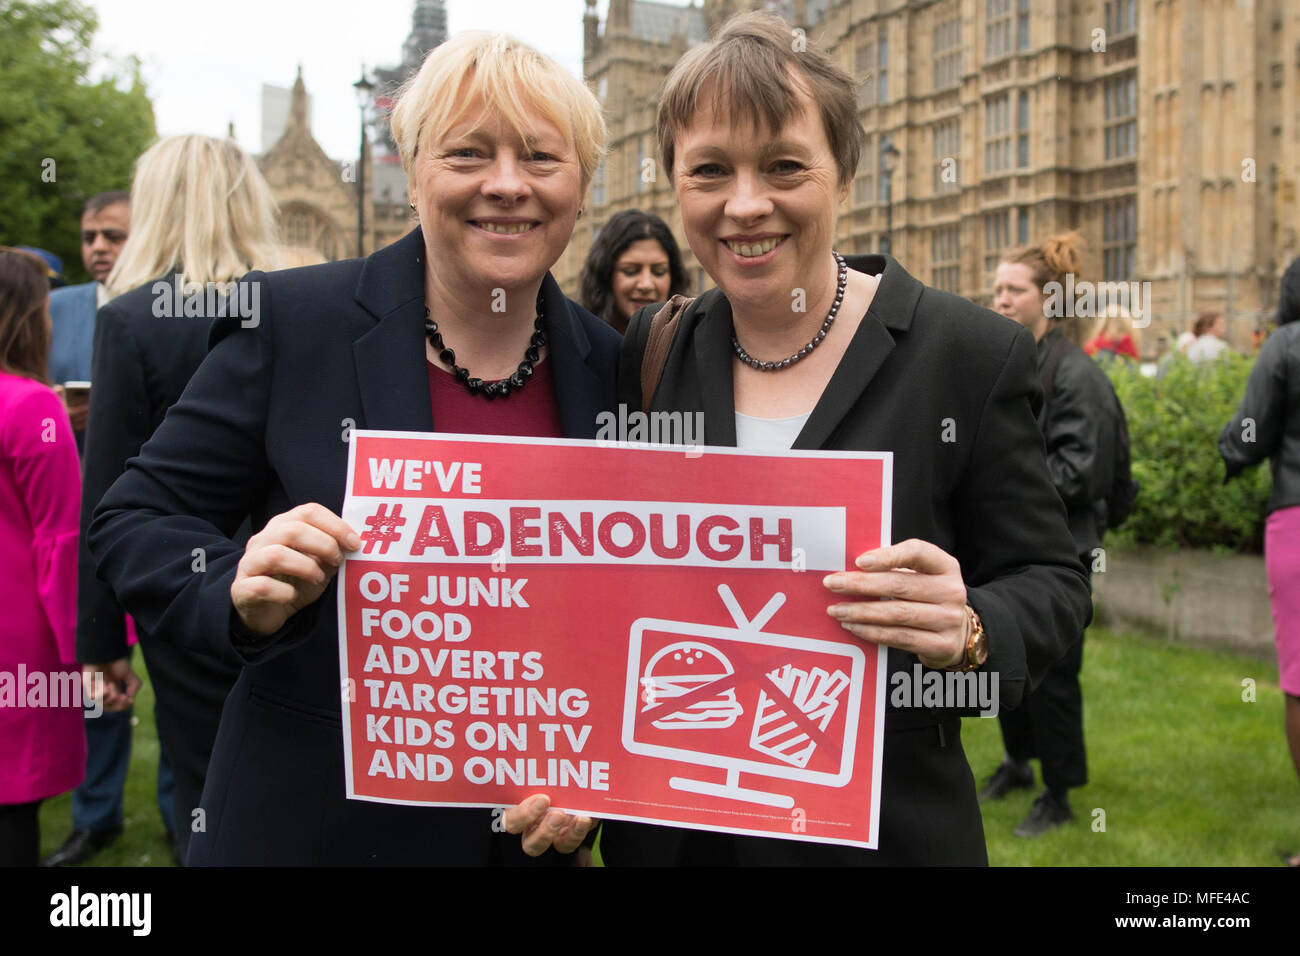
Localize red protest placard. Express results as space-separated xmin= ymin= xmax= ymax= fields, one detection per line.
xmin=338 ymin=431 xmax=891 ymax=848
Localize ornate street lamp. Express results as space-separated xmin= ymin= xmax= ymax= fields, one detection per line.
xmin=880 ymin=139 xmax=901 ymax=256
xmin=353 ymin=67 xmax=375 ymax=258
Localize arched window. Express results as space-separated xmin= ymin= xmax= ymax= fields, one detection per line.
xmin=281 ymin=202 xmax=341 ymax=261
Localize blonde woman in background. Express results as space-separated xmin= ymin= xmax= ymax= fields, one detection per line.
xmin=75 ymin=135 xmax=283 ymax=865
xmin=1084 ymin=302 xmax=1141 ymax=363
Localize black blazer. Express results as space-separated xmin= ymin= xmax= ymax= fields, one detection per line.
xmin=601 ymin=253 xmax=1092 ymax=865
xmin=77 ymin=273 xmax=227 ymax=664
xmin=88 ymin=228 xmax=621 ymax=864
xmin=78 ymin=273 xmax=248 ymax=861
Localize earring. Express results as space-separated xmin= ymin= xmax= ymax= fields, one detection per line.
xmin=409 ymin=202 xmax=416 ymax=210
xmin=576 ymin=208 xmax=585 ymax=220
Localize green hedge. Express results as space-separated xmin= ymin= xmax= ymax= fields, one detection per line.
xmin=1104 ymin=354 xmax=1271 ymax=553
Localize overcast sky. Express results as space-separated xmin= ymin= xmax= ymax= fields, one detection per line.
xmin=86 ymin=0 xmax=688 ymax=161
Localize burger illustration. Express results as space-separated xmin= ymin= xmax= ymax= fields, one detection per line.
xmin=641 ymin=641 xmax=744 ymax=730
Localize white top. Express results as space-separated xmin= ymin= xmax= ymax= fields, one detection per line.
xmin=1185 ymin=334 xmax=1231 ymax=364
xmin=734 ymin=411 xmax=812 ymax=450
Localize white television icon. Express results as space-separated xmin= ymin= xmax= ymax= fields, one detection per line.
xmin=622 ymin=585 xmax=866 ymax=809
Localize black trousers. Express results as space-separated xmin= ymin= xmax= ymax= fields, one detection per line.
xmin=997 ymin=567 xmax=1089 ymax=791
xmin=136 ymin=636 xmax=241 ymax=863
xmin=0 ymin=800 xmax=41 ymax=867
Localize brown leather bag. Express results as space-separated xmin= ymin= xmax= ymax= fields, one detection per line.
xmin=639 ymin=294 xmax=696 ymax=414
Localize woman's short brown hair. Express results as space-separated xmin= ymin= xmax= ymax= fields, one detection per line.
xmin=657 ymin=12 xmax=865 ymax=189
xmin=0 ymin=247 xmax=52 ymax=383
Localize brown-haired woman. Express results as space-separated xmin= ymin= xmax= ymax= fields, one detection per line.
xmin=604 ymin=14 xmax=1091 ymax=865
xmin=0 ymin=248 xmax=84 ymax=865
xmin=985 ymin=232 xmax=1121 ymax=834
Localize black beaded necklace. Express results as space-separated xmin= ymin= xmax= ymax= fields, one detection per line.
xmin=423 ymin=293 xmax=547 ymax=400
xmin=731 ymin=251 xmax=848 ymax=371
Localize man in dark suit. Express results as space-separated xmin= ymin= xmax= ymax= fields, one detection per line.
xmin=48 ymin=191 xmax=130 ymax=444
xmin=88 ymin=228 xmax=621 ymax=864
xmin=601 ymin=253 xmax=1092 ymax=865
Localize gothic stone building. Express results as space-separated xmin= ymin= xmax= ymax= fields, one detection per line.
xmin=259 ymin=69 xmax=414 ymax=262
xmin=558 ymin=0 xmax=1300 ymax=352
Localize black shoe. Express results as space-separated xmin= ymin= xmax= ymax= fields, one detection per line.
xmin=978 ymin=760 xmax=1033 ymax=803
xmin=1014 ymin=790 xmax=1074 ymax=838
xmin=40 ymin=826 xmax=124 ymax=867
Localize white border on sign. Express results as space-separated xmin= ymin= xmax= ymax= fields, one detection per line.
xmin=337 ymin=430 xmax=893 ymax=849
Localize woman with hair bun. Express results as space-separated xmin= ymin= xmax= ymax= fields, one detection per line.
xmin=984 ymin=231 xmax=1119 ymax=836
xmin=579 ymin=209 xmax=689 ymax=333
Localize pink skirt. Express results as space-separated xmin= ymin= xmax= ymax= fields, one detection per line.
xmin=1265 ymin=506 xmax=1300 ymax=696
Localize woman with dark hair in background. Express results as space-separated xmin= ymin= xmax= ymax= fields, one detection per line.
xmin=579 ymin=209 xmax=688 ymax=333
xmin=0 ymin=247 xmax=83 ymax=866
xmin=1220 ymin=256 xmax=1300 ymax=866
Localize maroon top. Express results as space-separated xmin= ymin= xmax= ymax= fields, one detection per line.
xmin=427 ymin=358 xmax=564 ymax=438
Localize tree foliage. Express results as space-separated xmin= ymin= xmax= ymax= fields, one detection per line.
xmin=0 ymin=0 xmax=155 ymax=284
xmin=1105 ymin=354 xmax=1272 ymax=553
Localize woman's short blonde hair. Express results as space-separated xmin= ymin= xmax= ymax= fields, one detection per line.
xmin=106 ymin=135 xmax=282 ymax=297
xmin=657 ymin=12 xmax=865 ymax=189
xmin=390 ymin=31 xmax=606 ymax=194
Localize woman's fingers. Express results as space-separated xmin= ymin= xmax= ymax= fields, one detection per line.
xmin=824 ymin=569 xmax=965 ymax=605
xmin=240 ymin=542 xmax=331 ymax=585
xmin=852 ymin=539 xmax=960 ymax=575
xmin=552 ymin=814 xmax=594 ymax=854
xmin=502 ymin=795 xmax=593 ymax=856
xmin=282 ymin=503 xmax=363 ymax=552
xmin=251 ymin=512 xmax=358 ymax=568
xmin=837 ymin=621 xmax=965 ymax=667
xmin=824 ymin=538 xmax=969 ymax=668
xmin=827 ymin=595 xmax=966 ymax=633
xmin=232 ymin=503 xmax=358 ymax=636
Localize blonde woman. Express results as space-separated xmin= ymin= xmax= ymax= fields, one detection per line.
xmin=88 ymin=35 xmax=616 ymax=865
xmin=77 ymin=135 xmax=283 ymax=865
xmin=1084 ymin=303 xmax=1141 ymax=362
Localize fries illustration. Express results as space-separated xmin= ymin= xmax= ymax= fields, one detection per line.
xmin=749 ymin=664 xmax=851 ymax=768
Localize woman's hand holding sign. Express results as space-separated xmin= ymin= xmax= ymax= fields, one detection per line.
xmin=232 ymin=503 xmax=361 ymax=637
xmin=823 ymin=539 xmax=970 ymax=670
xmin=504 ymin=795 xmax=596 ymax=858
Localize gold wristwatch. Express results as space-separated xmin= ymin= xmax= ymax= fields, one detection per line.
xmin=946 ymin=605 xmax=987 ymax=672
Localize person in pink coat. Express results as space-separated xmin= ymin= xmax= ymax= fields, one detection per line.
xmin=0 ymin=247 xmax=85 ymax=866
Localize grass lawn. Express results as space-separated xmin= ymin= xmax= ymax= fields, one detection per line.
xmin=38 ymin=657 xmax=176 ymax=867
xmin=964 ymin=627 xmax=1298 ymax=866
xmin=39 ymin=627 xmax=1299 ymax=866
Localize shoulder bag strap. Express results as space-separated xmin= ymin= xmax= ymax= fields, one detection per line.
xmin=640 ymin=294 xmax=695 ymax=414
